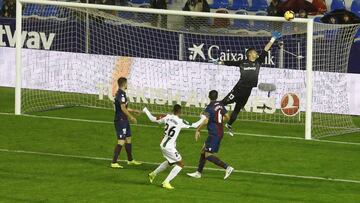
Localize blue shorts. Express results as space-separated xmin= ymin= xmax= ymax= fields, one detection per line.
xmin=114 ymin=121 xmax=131 ymax=140
xmin=204 ymin=135 xmax=222 ymax=153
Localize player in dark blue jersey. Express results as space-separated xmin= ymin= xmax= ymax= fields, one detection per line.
xmin=187 ymin=90 xmax=234 ymax=179
xmin=111 ymin=77 xmax=142 ymax=169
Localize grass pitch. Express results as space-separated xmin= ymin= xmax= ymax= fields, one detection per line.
xmin=1 ymin=87 xmax=360 ymax=202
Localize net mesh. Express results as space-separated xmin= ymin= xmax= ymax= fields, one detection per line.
xmin=20 ymin=3 xmax=360 ymax=138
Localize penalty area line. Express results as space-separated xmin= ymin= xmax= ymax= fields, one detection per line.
xmin=0 ymin=148 xmax=360 ymax=184
xmin=1 ymin=112 xmax=360 ymax=146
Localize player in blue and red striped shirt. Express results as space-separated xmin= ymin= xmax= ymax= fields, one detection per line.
xmin=187 ymin=90 xmax=234 ymax=179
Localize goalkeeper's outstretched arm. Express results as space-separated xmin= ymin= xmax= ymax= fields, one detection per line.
xmin=264 ymin=31 xmax=282 ymax=51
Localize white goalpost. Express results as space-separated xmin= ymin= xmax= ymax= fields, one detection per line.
xmin=14 ymin=0 xmax=359 ymax=139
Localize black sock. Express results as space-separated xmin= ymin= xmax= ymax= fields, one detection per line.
xmin=112 ymin=144 xmax=122 ymax=163
xmin=206 ymin=155 xmax=228 ymax=169
xmin=197 ymin=153 xmax=206 ymax=173
xmin=228 ymin=112 xmax=238 ymax=126
xmin=125 ymin=143 xmax=133 ymax=161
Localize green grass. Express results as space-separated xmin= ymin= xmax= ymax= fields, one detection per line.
xmin=1 ymin=86 xmax=360 ymax=202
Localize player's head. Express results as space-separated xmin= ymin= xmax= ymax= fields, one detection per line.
xmin=246 ymin=48 xmax=258 ymax=61
xmin=208 ymin=90 xmax=218 ymax=101
xmin=117 ymin=77 xmax=127 ymax=90
xmin=173 ymin=104 xmax=182 ymax=115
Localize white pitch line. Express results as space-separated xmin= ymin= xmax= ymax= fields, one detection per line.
xmin=1 ymin=112 xmax=360 ymax=146
xmin=1 ymin=148 xmax=360 ymax=184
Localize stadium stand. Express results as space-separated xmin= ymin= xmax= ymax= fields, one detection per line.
xmin=351 ymin=0 xmax=360 ymax=17
xmin=227 ymin=0 xmax=249 ymax=11
xmin=331 ymin=0 xmax=346 ymax=11
xmin=210 ymin=0 xmax=229 ymax=9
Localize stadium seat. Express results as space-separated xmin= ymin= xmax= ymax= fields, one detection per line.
xmin=42 ymin=5 xmax=60 ymax=17
xmin=227 ymin=0 xmax=249 ymax=11
xmin=210 ymin=0 xmax=229 ymax=9
xmin=231 ymin=10 xmax=249 ymax=30
xmin=251 ymin=11 xmax=268 ymax=31
xmin=313 ymin=16 xmax=322 ymax=22
xmin=248 ymin=0 xmax=268 ymax=11
xmin=213 ymin=9 xmax=230 ymax=28
xmin=330 ymin=0 xmax=345 ymax=11
xmin=355 ymin=28 xmax=360 ymax=42
xmin=23 ymin=4 xmax=42 ymax=16
xmin=351 ymin=0 xmax=360 ymax=17
xmin=130 ymin=0 xmax=146 ymax=4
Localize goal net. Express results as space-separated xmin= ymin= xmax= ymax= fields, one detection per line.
xmin=17 ymin=1 xmax=360 ymax=138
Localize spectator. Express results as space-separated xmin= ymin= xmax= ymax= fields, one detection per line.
xmin=183 ymin=0 xmax=210 ymax=29
xmin=312 ymin=0 xmax=327 ymax=14
xmin=267 ymin=0 xmax=281 ymax=17
xmin=1 ymin=0 xmax=16 ymax=18
xmin=329 ymin=16 xmax=338 ymax=24
xmin=150 ymin=0 xmax=167 ymax=28
xmin=297 ymin=9 xmax=308 ymax=18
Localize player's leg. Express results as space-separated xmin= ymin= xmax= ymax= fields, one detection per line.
xmin=111 ymin=122 xmax=126 ymax=168
xmin=157 ymin=148 xmax=183 ymax=189
xmin=149 ymin=147 xmax=172 ymax=183
xmin=125 ymin=123 xmax=142 ymax=165
xmin=221 ymin=89 xmax=237 ymax=106
xmin=186 ymin=145 xmax=206 ymax=178
xmin=226 ymin=87 xmax=253 ymax=132
xmin=204 ymin=136 xmax=234 ymax=179
xmin=148 ymin=160 xmax=170 ymax=183
xmin=162 ymin=160 xmax=184 ymax=189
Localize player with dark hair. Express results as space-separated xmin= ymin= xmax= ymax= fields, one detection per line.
xmin=111 ymin=77 xmax=142 ymax=169
xmin=216 ymin=32 xmax=282 ymax=136
xmin=143 ymin=104 xmax=205 ymax=189
xmin=187 ymin=90 xmax=234 ymax=179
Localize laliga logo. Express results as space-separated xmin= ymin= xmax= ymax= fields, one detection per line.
xmin=280 ymin=93 xmax=300 ymax=117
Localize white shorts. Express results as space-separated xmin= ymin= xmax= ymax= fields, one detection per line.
xmin=161 ymin=147 xmax=182 ymax=164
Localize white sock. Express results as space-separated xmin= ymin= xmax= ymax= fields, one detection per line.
xmin=164 ymin=165 xmax=182 ymax=183
xmin=153 ymin=161 xmax=169 ymax=175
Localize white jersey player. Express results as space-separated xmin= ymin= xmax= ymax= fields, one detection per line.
xmin=143 ymin=105 xmax=205 ymax=190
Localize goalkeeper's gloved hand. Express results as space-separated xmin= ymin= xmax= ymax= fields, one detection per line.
xmin=270 ymin=32 xmax=282 ymax=44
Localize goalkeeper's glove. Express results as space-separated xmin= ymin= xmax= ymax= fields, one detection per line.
xmin=270 ymin=31 xmax=282 ymax=43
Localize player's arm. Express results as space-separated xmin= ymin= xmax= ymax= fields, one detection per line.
xmin=142 ymin=107 xmax=164 ymax=124
xmin=264 ymin=31 xmax=282 ymax=52
xmin=258 ymin=31 xmax=282 ymax=64
xmin=121 ymin=104 xmax=137 ymax=124
xmin=195 ymin=116 xmax=209 ymax=141
xmin=128 ymin=108 xmax=141 ymax=115
xmin=180 ymin=114 xmax=207 ymax=129
xmin=190 ymin=114 xmax=207 ymax=128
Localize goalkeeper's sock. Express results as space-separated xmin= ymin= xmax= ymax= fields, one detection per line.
xmin=153 ymin=161 xmax=170 ymax=175
xmin=197 ymin=152 xmax=206 ymax=173
xmin=112 ymin=144 xmax=122 ymax=163
xmin=164 ymin=165 xmax=182 ymax=183
xmin=125 ymin=143 xmax=133 ymax=161
xmin=206 ymin=155 xmax=228 ymax=169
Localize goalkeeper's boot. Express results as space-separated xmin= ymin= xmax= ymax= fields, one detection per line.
xmin=186 ymin=171 xmax=202 ymax=179
xmin=110 ymin=162 xmax=123 ymax=169
xmin=225 ymin=123 xmax=234 ymax=136
xmin=127 ymin=160 xmax=142 ymax=165
xmin=148 ymin=172 xmax=156 ymax=184
xmin=162 ymin=182 xmax=175 ymax=190
xmin=224 ymin=166 xmax=234 ymax=180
